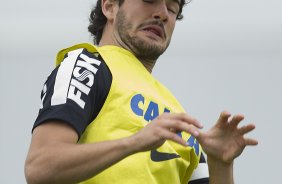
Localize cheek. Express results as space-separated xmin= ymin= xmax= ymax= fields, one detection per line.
xmin=167 ymin=22 xmax=176 ymax=37
xmin=123 ymin=15 xmax=140 ymax=31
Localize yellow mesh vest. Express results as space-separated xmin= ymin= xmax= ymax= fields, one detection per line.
xmin=56 ymin=43 xmax=201 ymax=184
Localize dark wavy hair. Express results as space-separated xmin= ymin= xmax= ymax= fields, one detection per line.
xmin=88 ymin=0 xmax=189 ymax=44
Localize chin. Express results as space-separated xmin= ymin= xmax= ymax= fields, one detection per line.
xmin=127 ymin=34 xmax=168 ymax=59
xmin=142 ymin=37 xmax=166 ymax=49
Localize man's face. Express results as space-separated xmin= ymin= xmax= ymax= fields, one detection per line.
xmin=113 ymin=0 xmax=180 ymax=61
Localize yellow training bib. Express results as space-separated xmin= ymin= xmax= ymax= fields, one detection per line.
xmin=56 ymin=43 xmax=202 ymax=184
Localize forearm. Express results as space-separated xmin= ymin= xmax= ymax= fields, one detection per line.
xmin=25 ymin=137 xmax=135 ymax=184
xmin=207 ymin=156 xmax=234 ymax=184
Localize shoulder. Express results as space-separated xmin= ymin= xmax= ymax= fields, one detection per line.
xmin=33 ymin=47 xmax=112 ymax=137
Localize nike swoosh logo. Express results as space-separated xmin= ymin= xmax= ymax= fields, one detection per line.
xmin=150 ymin=149 xmax=180 ymax=162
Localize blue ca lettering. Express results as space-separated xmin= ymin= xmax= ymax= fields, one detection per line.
xmin=187 ymin=136 xmax=200 ymax=156
xmin=130 ymin=94 xmax=170 ymax=122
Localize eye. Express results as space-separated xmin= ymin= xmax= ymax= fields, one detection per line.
xmin=167 ymin=5 xmax=179 ymax=15
xmin=143 ymin=0 xmax=154 ymax=3
xmin=167 ymin=8 xmax=177 ymax=14
xmin=167 ymin=1 xmax=179 ymax=15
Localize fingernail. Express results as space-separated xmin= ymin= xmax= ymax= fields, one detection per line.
xmin=193 ymin=131 xmax=199 ymax=137
xmin=196 ymin=120 xmax=203 ymax=127
xmin=199 ymin=122 xmax=203 ymax=128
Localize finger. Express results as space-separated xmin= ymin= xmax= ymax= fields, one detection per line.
xmin=160 ymin=128 xmax=188 ymax=147
xmin=162 ymin=113 xmax=203 ymax=129
xmin=216 ymin=111 xmax=231 ymax=126
xmin=244 ymin=137 xmax=258 ymax=146
xmin=239 ymin=124 xmax=256 ymax=134
xmin=175 ymin=113 xmax=203 ymax=128
xmin=161 ymin=119 xmax=201 ymax=138
xmin=229 ymin=114 xmax=245 ymax=128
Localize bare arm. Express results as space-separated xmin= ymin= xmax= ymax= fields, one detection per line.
xmin=25 ymin=113 xmax=203 ymax=184
xmin=24 ymin=121 xmax=137 ymax=184
xmin=25 ymin=111 xmax=257 ymax=184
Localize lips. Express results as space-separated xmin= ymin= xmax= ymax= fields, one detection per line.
xmin=141 ymin=25 xmax=165 ymax=39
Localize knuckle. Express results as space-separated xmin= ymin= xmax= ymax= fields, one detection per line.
xmin=168 ymin=133 xmax=179 ymax=141
xmin=187 ymin=124 xmax=195 ymax=133
xmin=174 ymin=120 xmax=182 ymax=127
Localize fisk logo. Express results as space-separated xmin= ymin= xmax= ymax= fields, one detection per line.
xmin=67 ymin=54 xmax=101 ymax=108
xmin=130 ymin=93 xmax=170 ymax=122
xmin=51 ymin=49 xmax=101 ymax=109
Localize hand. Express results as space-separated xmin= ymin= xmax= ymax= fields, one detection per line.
xmin=129 ymin=113 xmax=203 ymax=153
xmin=197 ymin=111 xmax=258 ymax=164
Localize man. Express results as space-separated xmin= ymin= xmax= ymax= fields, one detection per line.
xmin=25 ymin=0 xmax=258 ymax=183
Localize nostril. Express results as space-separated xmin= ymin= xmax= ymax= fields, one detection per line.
xmin=154 ymin=15 xmax=161 ymax=19
xmin=153 ymin=14 xmax=168 ymax=22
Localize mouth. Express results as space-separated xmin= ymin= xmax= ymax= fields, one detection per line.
xmin=141 ymin=25 xmax=165 ymax=39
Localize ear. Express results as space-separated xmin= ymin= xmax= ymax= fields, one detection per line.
xmin=101 ymin=0 xmax=119 ymax=21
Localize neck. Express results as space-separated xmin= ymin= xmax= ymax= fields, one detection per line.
xmin=138 ymin=58 xmax=155 ymax=73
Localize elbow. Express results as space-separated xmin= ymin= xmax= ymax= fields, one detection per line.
xmin=25 ymin=162 xmax=45 ymax=184
xmin=25 ymin=164 xmax=38 ymax=184
xmin=24 ymin=157 xmax=53 ymax=184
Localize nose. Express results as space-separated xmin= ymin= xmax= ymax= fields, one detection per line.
xmin=152 ymin=1 xmax=169 ymax=22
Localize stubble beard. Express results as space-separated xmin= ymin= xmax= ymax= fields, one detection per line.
xmin=115 ymin=9 xmax=170 ymax=61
